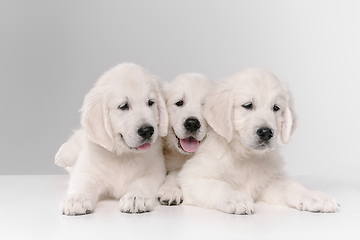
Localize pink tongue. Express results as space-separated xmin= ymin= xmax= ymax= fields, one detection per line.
xmin=137 ymin=143 xmax=151 ymax=151
xmin=180 ymin=137 xmax=199 ymax=152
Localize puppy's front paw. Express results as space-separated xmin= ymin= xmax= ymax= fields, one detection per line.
xmin=158 ymin=184 xmax=183 ymax=206
xmin=220 ymin=191 xmax=254 ymax=215
xmin=61 ymin=194 xmax=95 ymax=216
xmin=295 ymin=190 xmax=340 ymax=213
xmin=119 ymin=192 xmax=156 ymax=214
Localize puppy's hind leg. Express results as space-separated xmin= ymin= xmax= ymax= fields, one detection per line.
xmin=158 ymin=170 xmax=183 ymax=206
xmin=261 ymin=178 xmax=340 ymax=213
xmin=55 ymin=129 xmax=84 ymax=168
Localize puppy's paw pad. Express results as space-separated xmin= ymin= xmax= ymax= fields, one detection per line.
xmin=157 ymin=184 xmax=183 ymax=206
xmin=61 ymin=194 xmax=94 ymax=216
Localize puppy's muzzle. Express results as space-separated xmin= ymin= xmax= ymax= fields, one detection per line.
xmin=256 ymin=127 xmax=273 ymax=141
xmin=138 ymin=125 xmax=154 ymax=140
xmin=184 ymin=117 xmax=201 ymax=133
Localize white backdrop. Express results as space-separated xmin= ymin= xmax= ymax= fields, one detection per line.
xmin=0 ymin=0 xmax=359 ymax=175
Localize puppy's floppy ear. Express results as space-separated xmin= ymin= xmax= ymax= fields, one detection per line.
xmin=203 ymin=85 xmax=234 ymax=142
xmin=157 ymin=87 xmax=168 ymax=137
xmin=80 ymin=86 xmax=114 ymax=151
xmin=280 ymin=91 xmax=298 ymax=144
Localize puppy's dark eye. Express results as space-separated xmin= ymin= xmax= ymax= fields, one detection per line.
xmin=273 ymin=105 xmax=280 ymax=112
xmin=242 ymin=102 xmax=253 ymax=110
xmin=175 ymin=100 xmax=184 ymax=107
xmin=118 ymin=103 xmax=129 ymax=110
xmin=148 ymin=100 xmax=155 ymax=106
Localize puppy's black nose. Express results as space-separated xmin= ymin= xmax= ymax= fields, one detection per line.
xmin=138 ymin=126 xmax=154 ymax=140
xmin=184 ymin=118 xmax=201 ymax=133
xmin=256 ymin=128 xmax=273 ymax=141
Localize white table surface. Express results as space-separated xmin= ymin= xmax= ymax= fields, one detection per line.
xmin=0 ymin=175 xmax=359 ymax=240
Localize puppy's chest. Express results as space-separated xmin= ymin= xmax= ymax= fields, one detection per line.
xmin=227 ymin=159 xmax=279 ymax=199
xmin=111 ymin=156 xmax=147 ymax=181
xmin=164 ymin=150 xmax=190 ymax=171
xmin=100 ymin=155 xmax=148 ymax=196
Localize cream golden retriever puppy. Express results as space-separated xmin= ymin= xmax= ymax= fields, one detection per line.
xmin=178 ymin=68 xmax=339 ymax=214
xmin=55 ymin=63 xmax=168 ymax=215
xmin=157 ymin=74 xmax=213 ymax=205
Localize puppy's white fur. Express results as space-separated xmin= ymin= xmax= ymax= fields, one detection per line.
xmin=56 ymin=63 xmax=168 ymax=215
xmin=157 ymin=74 xmax=213 ymax=205
xmin=178 ymin=68 xmax=339 ymax=214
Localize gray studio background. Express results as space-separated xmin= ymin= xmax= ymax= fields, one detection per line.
xmin=1 ymin=0 xmax=359 ymax=175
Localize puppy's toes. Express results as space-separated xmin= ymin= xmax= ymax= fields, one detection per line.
xmin=61 ymin=194 xmax=95 ymax=216
xmin=157 ymin=184 xmax=183 ymax=206
xmin=55 ymin=153 xmax=67 ymax=167
xmin=55 ymin=143 xmax=78 ymax=167
xmin=221 ymin=191 xmax=255 ymax=215
xmin=120 ymin=192 xmax=156 ymax=214
xmin=296 ymin=190 xmax=339 ymax=213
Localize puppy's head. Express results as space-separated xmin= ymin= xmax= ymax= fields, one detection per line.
xmin=80 ymin=63 xmax=168 ymax=155
xmin=164 ymin=73 xmax=213 ymax=154
xmin=204 ymin=68 xmax=297 ymax=152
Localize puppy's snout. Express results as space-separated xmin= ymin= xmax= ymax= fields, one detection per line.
xmin=138 ymin=125 xmax=154 ymax=140
xmin=256 ymin=128 xmax=273 ymax=141
xmin=184 ymin=118 xmax=201 ymax=133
